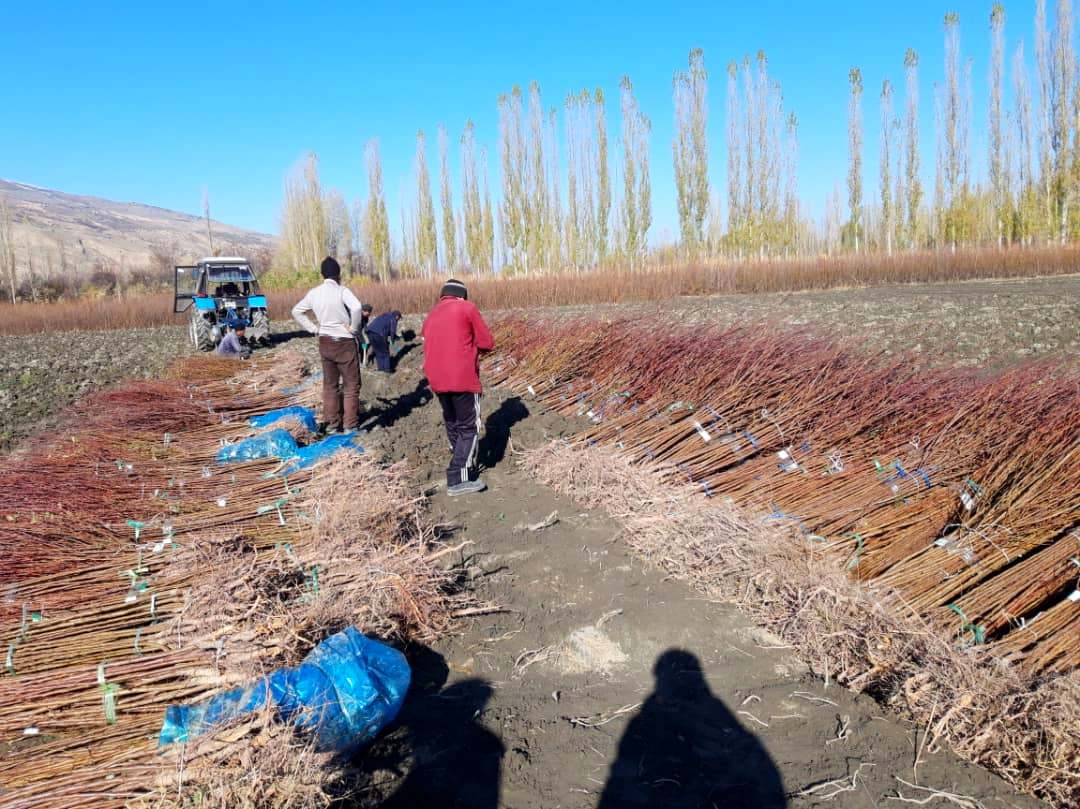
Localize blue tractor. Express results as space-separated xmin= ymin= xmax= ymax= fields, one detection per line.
xmin=174 ymin=257 xmax=271 ymax=351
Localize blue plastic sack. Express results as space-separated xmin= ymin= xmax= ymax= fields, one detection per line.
xmin=158 ymin=628 xmax=410 ymax=753
xmin=278 ymin=431 xmax=363 ymax=475
xmin=216 ymin=429 xmax=299 ymax=465
xmin=250 ymin=406 xmax=318 ymax=434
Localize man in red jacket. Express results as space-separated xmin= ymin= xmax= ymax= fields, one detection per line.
xmin=421 ymin=279 xmax=495 ymax=496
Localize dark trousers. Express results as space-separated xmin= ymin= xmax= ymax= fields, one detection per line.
xmin=367 ymin=332 xmax=392 ymax=372
xmin=319 ymin=336 xmax=361 ymax=430
xmin=437 ymin=392 xmax=481 ymax=487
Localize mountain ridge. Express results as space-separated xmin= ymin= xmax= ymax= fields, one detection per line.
xmin=0 ymin=178 xmax=275 ymax=282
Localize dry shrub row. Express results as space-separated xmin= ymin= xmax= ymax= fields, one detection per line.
xmin=1 ymin=244 xmax=1077 ymax=335
xmin=521 ymin=441 xmax=1079 ymax=807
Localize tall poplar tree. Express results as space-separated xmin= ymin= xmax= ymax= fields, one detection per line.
xmin=673 ymin=48 xmax=709 ymax=256
xmin=619 ymin=75 xmax=652 ymax=265
xmin=413 ymin=130 xmax=438 ymax=277
xmin=438 ymin=125 xmax=457 ymax=270
xmin=498 ymin=87 xmax=527 ymax=271
xmin=595 ymin=88 xmax=611 ymax=265
xmin=880 ymin=79 xmax=894 ymax=254
xmin=989 ymin=4 xmax=1007 ymax=246
xmin=847 ymin=67 xmax=864 ymax=251
xmin=362 ymin=140 xmax=391 ymax=282
xmin=904 ymin=48 xmax=922 ymax=248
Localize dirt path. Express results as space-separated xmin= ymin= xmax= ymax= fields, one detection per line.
xmin=279 ymin=329 xmax=1044 ymax=809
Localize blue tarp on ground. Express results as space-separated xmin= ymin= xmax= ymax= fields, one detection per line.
xmin=158 ymin=628 xmax=410 ymax=753
xmin=250 ymin=406 xmax=319 ymax=434
xmin=215 ymin=428 xmax=299 ymax=465
xmin=279 ymin=431 xmax=363 ymax=475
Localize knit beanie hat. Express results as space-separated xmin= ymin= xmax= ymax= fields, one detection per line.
xmin=440 ymin=278 xmax=468 ymax=300
xmin=320 ymin=256 xmax=341 ymax=280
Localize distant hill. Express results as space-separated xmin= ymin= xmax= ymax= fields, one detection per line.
xmin=0 ymin=179 xmax=275 ymax=283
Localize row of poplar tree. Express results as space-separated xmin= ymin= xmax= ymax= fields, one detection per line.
xmin=276 ymin=0 xmax=1079 ymax=279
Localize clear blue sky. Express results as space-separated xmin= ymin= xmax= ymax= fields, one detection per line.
xmin=0 ymin=1 xmax=1046 ymax=241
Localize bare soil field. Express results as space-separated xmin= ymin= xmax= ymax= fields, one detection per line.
xmin=558 ymin=275 xmax=1080 ymax=368
xmin=0 ymin=326 xmax=188 ymax=451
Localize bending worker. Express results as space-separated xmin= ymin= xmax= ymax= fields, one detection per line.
xmin=365 ymin=309 xmax=402 ymax=373
xmin=421 ymin=279 xmax=493 ymax=496
xmin=215 ymin=319 xmax=251 ymax=359
xmin=291 ymin=257 xmax=365 ymax=433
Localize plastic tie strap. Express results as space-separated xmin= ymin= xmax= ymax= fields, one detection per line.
xmin=126 ymin=520 xmax=144 ymax=541
xmin=692 ymin=420 xmax=712 ymax=443
xmin=947 ymin=604 xmax=986 ymax=646
xmin=845 ymin=534 xmax=864 ymax=570
xmin=5 ymin=643 xmax=14 ymax=675
xmin=133 ymin=627 xmax=143 ymax=657
xmin=98 ymin=662 xmax=118 ymax=725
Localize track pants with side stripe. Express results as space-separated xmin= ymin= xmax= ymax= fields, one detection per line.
xmin=437 ymin=392 xmax=482 ymax=487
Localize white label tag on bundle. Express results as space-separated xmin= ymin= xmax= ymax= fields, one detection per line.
xmin=216 ymin=497 xmax=227 ymax=507
xmin=891 ymin=484 xmax=900 ymax=494
xmin=693 ymin=421 xmax=712 ymax=442
xmin=23 ymin=726 xmax=38 ymax=736
xmin=1069 ymin=590 xmax=1080 ymax=603
xmin=124 ymin=592 xmax=137 ymax=604
xmin=527 ymin=385 xmax=536 ymax=397
xmin=960 ymin=492 xmax=975 ymax=511
xmin=934 ymin=538 xmax=951 ymax=548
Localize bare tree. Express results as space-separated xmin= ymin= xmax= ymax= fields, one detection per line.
xmin=0 ymin=196 xmax=16 ymax=304
xmin=438 ymin=124 xmax=457 ymax=271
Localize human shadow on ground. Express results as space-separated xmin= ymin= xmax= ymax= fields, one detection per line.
xmin=361 ymin=377 xmax=433 ymax=432
xmin=357 ymin=643 xmax=504 ymax=809
xmin=390 ymin=340 xmax=419 ymax=369
xmin=477 ymin=396 xmax=530 ymax=469
xmin=596 ymin=649 xmax=787 ymax=808
xmin=267 ymin=329 xmax=313 ymax=347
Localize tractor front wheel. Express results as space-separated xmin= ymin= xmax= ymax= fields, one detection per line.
xmin=190 ymin=314 xmax=214 ymax=352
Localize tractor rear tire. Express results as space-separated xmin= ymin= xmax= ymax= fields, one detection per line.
xmin=250 ymin=309 xmax=271 ymax=346
xmin=190 ymin=314 xmax=214 ymax=352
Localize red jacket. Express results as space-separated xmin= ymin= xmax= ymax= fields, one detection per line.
xmin=421 ymin=296 xmax=494 ymax=394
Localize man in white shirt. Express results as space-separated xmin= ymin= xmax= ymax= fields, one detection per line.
xmin=291 ymin=257 xmax=365 ymax=431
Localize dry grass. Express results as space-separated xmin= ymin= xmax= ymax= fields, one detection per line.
xmin=134 ymin=710 xmax=350 ymax=809
xmin=521 ymin=441 xmax=1079 ymax=807
xmin=0 ymin=244 xmax=1077 ymax=335
xmin=168 ymin=454 xmax=458 ymax=679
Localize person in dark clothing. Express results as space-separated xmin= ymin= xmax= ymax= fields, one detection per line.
xmin=421 ymin=280 xmax=494 ymax=496
xmin=365 ymin=309 xmax=402 ymax=373
xmin=359 ymin=303 xmax=374 ymax=365
xmin=596 ymin=649 xmax=787 ymax=808
xmin=215 ymin=320 xmax=250 ymax=359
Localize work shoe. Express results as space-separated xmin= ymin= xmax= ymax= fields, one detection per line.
xmin=447 ymin=479 xmax=487 ymax=497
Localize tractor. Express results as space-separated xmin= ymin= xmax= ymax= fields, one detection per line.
xmin=174 ymin=257 xmax=271 ymax=351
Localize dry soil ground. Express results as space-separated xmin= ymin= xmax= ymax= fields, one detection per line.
xmin=2 ymin=275 xmax=1075 ymax=807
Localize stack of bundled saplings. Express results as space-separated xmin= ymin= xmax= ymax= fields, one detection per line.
xmin=490 ymin=314 xmax=1078 ymax=803
xmin=0 ymin=350 xmax=459 ymax=807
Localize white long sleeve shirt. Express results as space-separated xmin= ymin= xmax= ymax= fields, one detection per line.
xmin=291 ymin=279 xmax=364 ymax=339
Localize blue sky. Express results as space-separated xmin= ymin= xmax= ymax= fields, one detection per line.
xmin=0 ymin=1 xmax=1047 ymax=241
